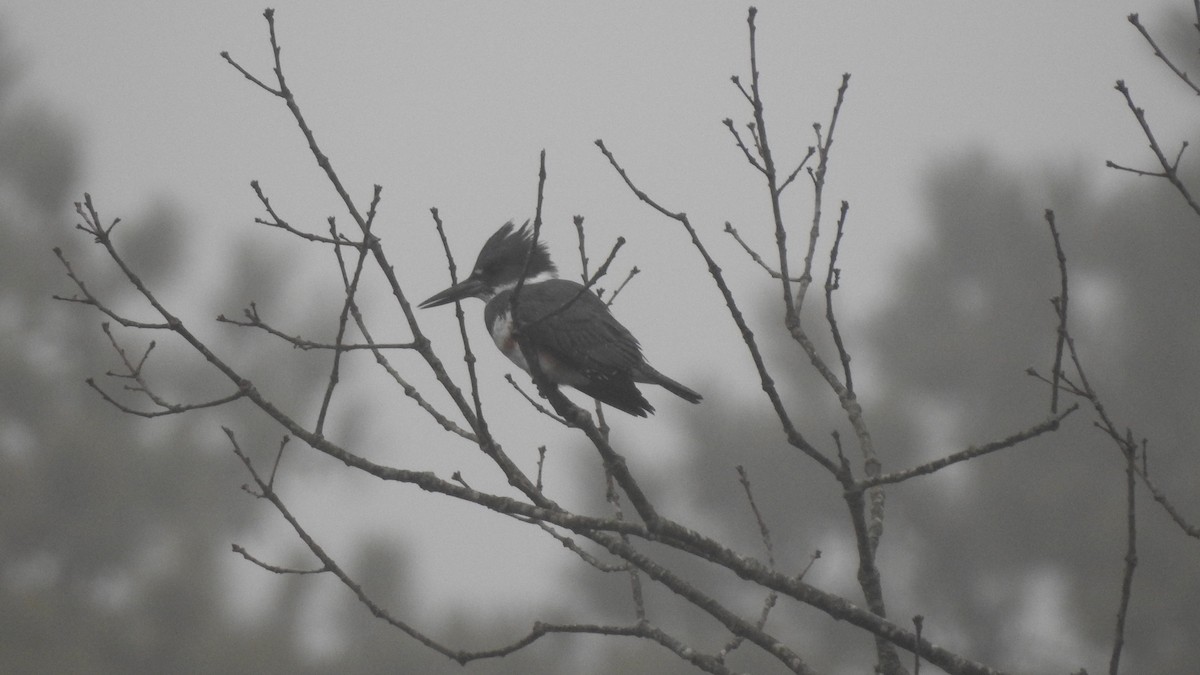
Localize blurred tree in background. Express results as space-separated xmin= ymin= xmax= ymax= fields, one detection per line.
xmin=0 ymin=38 xmax=308 ymax=672
xmin=0 ymin=30 xmax=569 ymax=675
xmin=577 ymin=158 xmax=1198 ymax=674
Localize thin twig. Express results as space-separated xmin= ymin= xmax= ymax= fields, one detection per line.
xmin=824 ymin=201 xmax=854 ymax=395
xmin=86 ymin=377 xmax=245 ymax=418
xmin=1127 ymin=13 xmax=1200 ymax=96
xmin=596 ymin=138 xmax=836 ymax=476
xmin=1108 ymin=80 xmax=1200 ymax=219
xmin=740 ymin=8 xmax=800 ymax=322
xmin=778 ymin=146 xmax=817 ymax=194
xmin=603 ymin=266 xmax=640 ymax=308
xmin=535 ymin=445 xmax=547 ymax=492
xmin=573 ymin=214 xmax=590 ymax=280
xmin=857 ymin=405 xmax=1078 ymax=490
xmin=723 ymin=117 xmax=766 ymax=173
xmin=53 ymin=243 xmax=171 ymax=330
xmin=504 ymin=374 xmax=569 ymax=425
xmin=533 ymin=522 xmax=630 ymax=573
xmin=217 ymin=303 xmax=418 ymax=351
xmin=1108 ymin=432 xmax=1139 ymax=675
xmin=223 ymin=426 xmax=515 ymax=663
xmin=732 ymin=38 xmax=888 ymax=666
xmin=317 ymin=203 xmax=378 ymax=435
xmin=794 ymin=73 xmax=851 ymax=314
xmin=430 ymin=208 xmax=492 ymax=440
xmin=715 ymin=466 xmax=779 ymax=661
xmin=232 ymin=544 xmax=327 ymax=575
xmin=724 ymin=221 xmax=803 ymax=281
xmin=603 ymin=470 xmax=647 ymax=622
xmin=250 ymin=180 xmax=357 ymax=246
xmin=1044 ymin=210 xmax=1069 ymax=413
xmin=913 ymin=615 xmax=924 ymax=675
xmin=85 ymin=321 xmax=247 ymax=417
xmin=1135 ymin=464 xmax=1200 ymax=539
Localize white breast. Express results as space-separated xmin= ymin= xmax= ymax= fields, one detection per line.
xmin=488 ymin=308 xmax=584 ymax=386
xmin=489 ymin=310 xmax=528 ymax=371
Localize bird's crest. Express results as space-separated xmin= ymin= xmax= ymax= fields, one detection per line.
xmin=473 ymin=221 xmax=557 ymax=283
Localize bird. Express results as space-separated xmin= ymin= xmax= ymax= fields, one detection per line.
xmin=420 ymin=221 xmax=702 ymax=417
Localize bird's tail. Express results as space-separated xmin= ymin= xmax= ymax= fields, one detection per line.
xmin=637 ymin=365 xmax=702 ymax=404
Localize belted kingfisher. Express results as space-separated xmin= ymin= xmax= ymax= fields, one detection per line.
xmin=420 ymin=222 xmax=702 ymax=417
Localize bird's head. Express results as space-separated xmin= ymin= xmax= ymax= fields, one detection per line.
xmin=420 ymin=221 xmax=558 ymax=308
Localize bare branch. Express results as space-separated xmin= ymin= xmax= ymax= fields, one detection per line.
xmin=429 ymin=207 xmax=492 ymax=438
xmin=724 ymin=221 xmax=803 ymax=281
xmin=250 ymin=180 xmax=357 ymax=246
xmin=505 ymin=373 xmax=570 ymax=426
xmin=220 ymin=43 xmax=281 ymax=96
xmin=1044 ymin=210 xmax=1070 ymax=413
xmin=1108 ymin=80 xmax=1200 ymax=219
xmin=587 ymin=524 xmax=817 ymax=675
xmin=573 ymin=214 xmax=590 ymax=281
xmin=596 ymin=138 xmax=837 ymax=476
xmin=54 ymin=242 xmax=171 ymax=330
xmin=740 ymin=8 xmax=802 ymax=322
xmin=316 ymin=200 xmax=378 ymax=435
xmin=231 ymin=544 xmax=327 ymax=575
xmin=1108 ymin=432 xmax=1139 ymax=675
xmin=534 ymin=522 xmax=629 ymax=573
xmin=730 ymin=74 xmax=754 ymax=106
xmin=823 ymin=201 xmax=854 ymax=395
xmin=602 ymin=470 xmax=647 ymax=623
xmin=1127 ymin=13 xmax=1200 ymax=96
xmin=777 ymin=146 xmax=817 ymax=194
xmin=1136 ymin=462 xmax=1200 ymax=539
xmin=736 ymin=465 xmax=776 ymax=568
xmin=226 ymin=8 xmax=518 ymax=469
xmin=602 ymin=266 xmax=640 ymax=308
xmin=86 ymin=376 xmax=245 ymax=419
xmin=535 ymin=445 xmax=547 ymax=491
xmin=91 ymin=320 xmax=247 ymax=415
xmin=728 ymin=44 xmax=890 ymax=666
xmin=913 ymin=615 xmax=925 ymax=675
xmin=723 ymin=117 xmax=766 ymax=173
xmin=714 ymin=466 xmax=780 ymax=662
xmin=794 ymin=73 xmax=852 ymax=314
xmin=463 ymin=620 xmax=742 ymax=675
xmin=223 ymin=426 xmax=482 ymax=662
xmin=857 ymin=405 xmax=1078 ymax=490
xmin=217 ymin=303 xmax=419 ymax=351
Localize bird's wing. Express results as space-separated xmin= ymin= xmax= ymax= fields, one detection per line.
xmin=511 ymin=279 xmax=643 ymax=373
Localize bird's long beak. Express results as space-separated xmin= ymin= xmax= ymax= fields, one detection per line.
xmin=419 ymin=276 xmax=486 ymax=309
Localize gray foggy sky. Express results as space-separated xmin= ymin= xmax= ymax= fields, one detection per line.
xmin=6 ymin=2 xmax=1187 ymax=297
